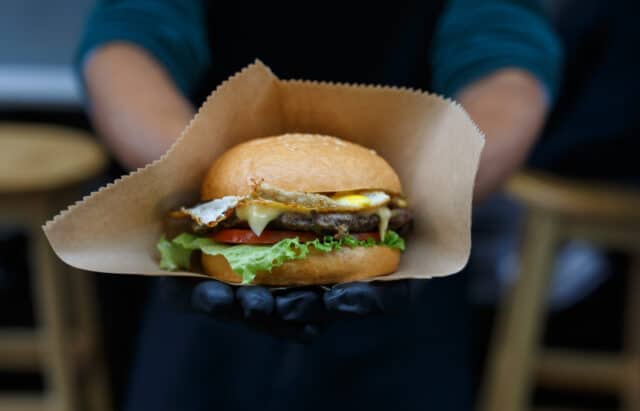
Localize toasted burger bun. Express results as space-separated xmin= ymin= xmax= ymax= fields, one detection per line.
xmin=201 ymin=133 xmax=402 ymax=200
xmin=200 ymin=133 xmax=403 ymax=285
xmin=201 ymin=245 xmax=400 ymax=286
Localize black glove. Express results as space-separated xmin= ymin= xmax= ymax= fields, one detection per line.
xmin=159 ymin=277 xmax=412 ymax=343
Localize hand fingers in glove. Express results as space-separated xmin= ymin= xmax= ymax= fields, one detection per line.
xmin=274 ymin=288 xmax=324 ymax=322
xmin=236 ymin=286 xmax=275 ymax=319
xmin=191 ymin=280 xmax=235 ymax=314
xmin=323 ymin=280 xmax=411 ymax=319
xmin=192 ymin=281 xmax=322 ymax=342
xmin=193 ymin=281 xmax=276 ymax=320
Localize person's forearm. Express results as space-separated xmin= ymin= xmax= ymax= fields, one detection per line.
xmin=83 ymin=42 xmax=195 ymax=170
xmin=456 ymin=69 xmax=548 ymax=202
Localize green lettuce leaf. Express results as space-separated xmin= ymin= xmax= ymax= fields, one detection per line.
xmin=157 ymin=235 xmax=192 ymax=271
xmin=157 ymin=231 xmax=406 ymax=284
xmin=382 ymin=230 xmax=405 ymax=251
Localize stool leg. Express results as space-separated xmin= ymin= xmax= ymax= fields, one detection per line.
xmin=30 ymin=225 xmax=78 ymax=411
xmin=70 ymin=268 xmax=111 ymax=411
xmin=479 ymin=209 xmax=560 ymax=411
xmin=623 ymin=256 xmax=640 ymax=411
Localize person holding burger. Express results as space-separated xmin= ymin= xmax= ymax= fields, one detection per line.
xmin=77 ymin=1 xmax=562 ymax=410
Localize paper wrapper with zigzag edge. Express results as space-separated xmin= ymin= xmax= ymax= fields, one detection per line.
xmin=43 ymin=61 xmax=485 ymax=282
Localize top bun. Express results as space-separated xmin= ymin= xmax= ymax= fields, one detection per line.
xmin=201 ymin=133 xmax=402 ymax=200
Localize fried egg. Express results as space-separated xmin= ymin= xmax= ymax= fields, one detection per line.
xmin=252 ymin=183 xmax=390 ymax=211
xmin=177 ymin=195 xmax=241 ymax=226
xmin=332 ymin=191 xmax=390 ymax=209
xmin=175 ymin=183 xmax=394 ymax=233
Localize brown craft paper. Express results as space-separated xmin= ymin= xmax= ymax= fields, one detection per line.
xmin=43 ymin=61 xmax=485 ymax=282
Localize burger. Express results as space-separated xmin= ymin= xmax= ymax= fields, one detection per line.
xmin=157 ymin=133 xmax=412 ymax=285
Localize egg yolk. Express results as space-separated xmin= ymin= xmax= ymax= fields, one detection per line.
xmin=332 ymin=194 xmax=372 ymax=208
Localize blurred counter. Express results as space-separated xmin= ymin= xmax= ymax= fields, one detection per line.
xmin=0 ymin=65 xmax=80 ymax=109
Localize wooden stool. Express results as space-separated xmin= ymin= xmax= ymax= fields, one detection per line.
xmin=0 ymin=123 xmax=111 ymax=411
xmin=479 ymin=171 xmax=640 ymax=411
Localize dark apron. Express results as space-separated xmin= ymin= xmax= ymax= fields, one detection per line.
xmin=125 ymin=2 xmax=473 ymax=410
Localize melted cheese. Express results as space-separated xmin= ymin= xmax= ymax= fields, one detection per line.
xmin=236 ymin=203 xmax=283 ymax=236
xmin=375 ymin=206 xmax=391 ymax=241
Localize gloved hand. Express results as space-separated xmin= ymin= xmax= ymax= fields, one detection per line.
xmin=159 ymin=277 xmax=412 ymax=342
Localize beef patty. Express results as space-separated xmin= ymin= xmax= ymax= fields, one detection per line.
xmin=206 ymin=208 xmax=413 ymax=234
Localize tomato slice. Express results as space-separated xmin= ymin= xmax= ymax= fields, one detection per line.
xmin=210 ymin=229 xmax=380 ymax=244
xmin=210 ymin=229 xmax=318 ymax=244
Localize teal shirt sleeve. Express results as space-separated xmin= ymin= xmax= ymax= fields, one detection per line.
xmin=75 ymin=0 xmax=210 ymax=98
xmin=431 ymin=0 xmax=563 ymax=102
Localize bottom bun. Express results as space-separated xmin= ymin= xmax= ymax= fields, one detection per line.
xmin=201 ymin=246 xmax=400 ymax=286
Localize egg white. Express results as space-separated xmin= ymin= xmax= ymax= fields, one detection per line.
xmin=179 ymin=195 xmax=241 ymax=226
xmin=177 ymin=185 xmax=392 ymax=228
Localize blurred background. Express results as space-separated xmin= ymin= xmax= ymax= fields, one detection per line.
xmin=0 ymin=1 xmax=149 ymax=410
xmin=0 ymin=1 xmax=638 ymax=410
xmin=0 ymin=1 xmax=89 ymax=110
